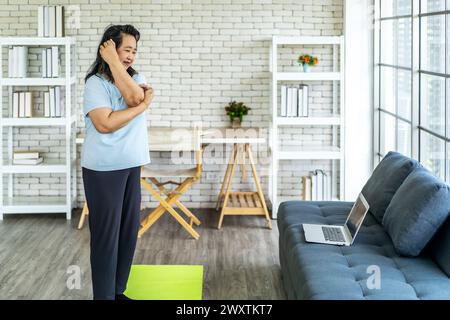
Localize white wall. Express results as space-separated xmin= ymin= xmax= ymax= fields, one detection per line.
xmin=1 ymin=0 xmax=344 ymax=209
xmin=343 ymin=0 xmax=374 ymax=200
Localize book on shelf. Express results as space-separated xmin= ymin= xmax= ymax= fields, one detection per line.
xmin=317 ymin=170 xmax=323 ymax=200
xmin=55 ymin=87 xmax=61 ymax=117
xmin=49 ymin=5 xmax=56 ymax=37
xmin=24 ymin=92 xmax=33 ymax=117
xmin=19 ymin=92 xmax=25 ymax=118
xmin=309 ymin=169 xmax=331 ymax=201
xmin=51 ymin=46 xmax=59 ymax=77
xmin=11 ymin=91 xmax=34 ymax=118
xmin=296 ymin=85 xmax=309 ymax=117
xmin=38 ymin=5 xmax=65 ymax=37
xmin=8 ymin=46 xmax=28 ymax=78
xmin=301 ymin=85 xmax=309 ymax=117
xmin=291 ymin=87 xmax=298 ymax=117
xmin=43 ymin=6 xmax=49 ymax=36
xmin=42 ymin=47 xmax=59 ymax=77
xmin=13 ymin=151 xmax=40 ymax=160
xmin=302 ymin=176 xmax=312 ymax=201
xmin=12 ymin=92 xmax=19 ymax=118
xmin=49 ymin=87 xmax=55 ymax=117
xmin=56 ymin=6 xmax=65 ymax=37
xmin=298 ymin=87 xmax=303 ymax=117
xmin=44 ymin=91 xmax=50 ymax=117
xmin=280 ymin=84 xmax=309 ymax=117
xmin=46 ymin=48 xmax=52 ymax=77
xmin=18 ymin=46 xmax=28 ymax=77
xmin=13 ymin=157 xmax=44 ymax=165
xmin=280 ymin=85 xmax=287 ymax=117
xmin=43 ymin=86 xmax=62 ymax=118
xmin=311 ymin=173 xmax=317 ymax=200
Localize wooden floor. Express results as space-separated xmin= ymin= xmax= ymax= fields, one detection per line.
xmin=0 ymin=208 xmax=286 ymax=300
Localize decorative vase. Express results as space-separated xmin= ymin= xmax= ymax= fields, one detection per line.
xmin=303 ymin=64 xmax=311 ymax=73
xmin=231 ymin=118 xmax=241 ymax=128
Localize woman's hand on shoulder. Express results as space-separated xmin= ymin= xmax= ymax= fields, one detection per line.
xmin=99 ymin=39 xmax=120 ymax=66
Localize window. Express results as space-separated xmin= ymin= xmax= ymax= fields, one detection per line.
xmin=375 ymin=0 xmax=450 ymax=181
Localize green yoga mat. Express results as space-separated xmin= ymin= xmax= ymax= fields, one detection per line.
xmin=123 ymin=265 xmax=203 ymax=300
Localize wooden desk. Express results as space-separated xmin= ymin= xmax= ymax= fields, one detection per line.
xmin=202 ymin=128 xmax=272 ymax=229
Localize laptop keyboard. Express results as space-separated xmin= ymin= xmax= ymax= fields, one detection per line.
xmin=322 ymin=226 xmax=345 ymax=242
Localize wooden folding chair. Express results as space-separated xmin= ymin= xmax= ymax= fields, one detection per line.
xmin=138 ymin=128 xmax=203 ymax=239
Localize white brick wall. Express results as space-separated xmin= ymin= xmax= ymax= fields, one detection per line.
xmin=1 ymin=0 xmax=343 ymax=210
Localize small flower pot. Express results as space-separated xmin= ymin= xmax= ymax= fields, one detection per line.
xmin=231 ymin=118 xmax=241 ymax=128
xmin=303 ymin=64 xmax=311 ymax=73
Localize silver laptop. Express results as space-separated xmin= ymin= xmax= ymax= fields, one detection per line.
xmin=302 ymin=193 xmax=370 ymax=246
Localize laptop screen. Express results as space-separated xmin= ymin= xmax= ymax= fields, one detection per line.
xmin=345 ymin=194 xmax=369 ymax=239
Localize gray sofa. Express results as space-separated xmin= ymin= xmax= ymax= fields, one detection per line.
xmin=278 ymin=152 xmax=450 ymax=299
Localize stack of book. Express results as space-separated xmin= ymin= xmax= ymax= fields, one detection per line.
xmin=42 ymin=47 xmax=59 ymax=77
xmin=302 ymin=169 xmax=331 ymax=201
xmin=280 ymin=85 xmax=309 ymax=117
xmin=44 ymin=87 xmax=62 ymax=117
xmin=13 ymin=151 xmax=43 ymax=165
xmin=37 ymin=6 xmax=65 ymax=37
xmin=12 ymin=91 xmax=33 ymax=118
xmin=8 ymin=46 xmax=28 ymax=78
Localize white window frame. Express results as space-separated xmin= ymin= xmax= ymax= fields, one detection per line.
xmin=374 ymin=0 xmax=450 ymax=182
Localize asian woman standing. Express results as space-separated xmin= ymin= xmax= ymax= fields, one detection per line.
xmin=81 ymin=24 xmax=153 ymax=300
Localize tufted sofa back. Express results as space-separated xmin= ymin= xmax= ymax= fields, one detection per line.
xmin=361 ymin=152 xmax=420 ymax=224
xmin=363 ymin=152 xmax=450 ymax=275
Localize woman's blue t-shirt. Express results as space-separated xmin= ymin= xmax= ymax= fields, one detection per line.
xmin=81 ymin=73 xmax=150 ymax=171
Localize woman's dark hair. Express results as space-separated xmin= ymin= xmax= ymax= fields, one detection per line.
xmin=85 ymin=24 xmax=140 ymax=83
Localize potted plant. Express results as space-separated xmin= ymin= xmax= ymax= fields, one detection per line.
xmin=225 ymin=101 xmax=251 ymax=128
xmin=298 ymin=54 xmax=319 ymax=72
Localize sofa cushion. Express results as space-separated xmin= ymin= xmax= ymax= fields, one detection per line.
xmin=361 ymin=152 xmax=420 ymax=224
xmin=278 ymin=201 xmax=450 ymax=300
xmin=427 ymin=218 xmax=450 ymax=277
xmin=382 ymin=167 xmax=450 ymax=257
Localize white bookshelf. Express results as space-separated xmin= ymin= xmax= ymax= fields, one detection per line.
xmin=2 ymin=196 xmax=76 ymax=214
xmin=275 ymin=72 xmax=340 ymax=81
xmin=1 ymin=117 xmax=76 ymax=126
xmin=1 ymin=77 xmax=76 ymax=86
xmin=0 ymin=36 xmax=77 ymax=220
xmin=278 ymin=148 xmax=342 ymax=160
xmin=2 ymin=159 xmax=77 ymax=174
xmin=269 ymin=35 xmax=345 ymax=218
xmin=276 ymin=117 xmax=341 ymax=126
xmin=0 ymin=37 xmax=75 ymax=46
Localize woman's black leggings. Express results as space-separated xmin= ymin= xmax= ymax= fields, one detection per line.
xmin=82 ymin=166 xmax=141 ymax=300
